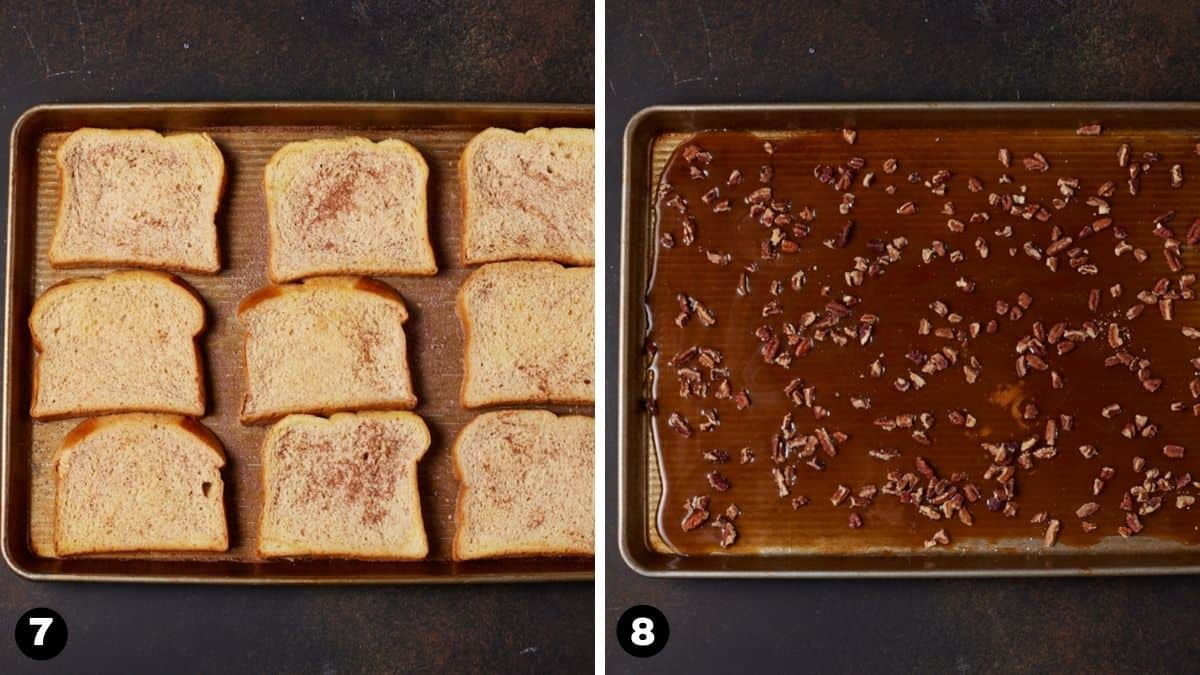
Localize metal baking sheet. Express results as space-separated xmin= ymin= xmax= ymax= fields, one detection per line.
xmin=3 ymin=102 xmax=594 ymax=583
xmin=620 ymin=103 xmax=1200 ymax=577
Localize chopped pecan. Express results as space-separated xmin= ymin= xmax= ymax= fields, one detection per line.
xmin=681 ymin=495 xmax=710 ymax=531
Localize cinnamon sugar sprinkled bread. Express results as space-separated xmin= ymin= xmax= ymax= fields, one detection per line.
xmin=237 ymin=276 xmax=417 ymax=425
xmin=29 ymin=270 xmax=207 ymax=420
xmin=453 ymin=410 xmax=594 ymax=560
xmin=265 ymin=137 xmax=436 ymax=282
xmin=257 ymin=412 xmax=430 ymax=559
xmin=53 ymin=414 xmax=228 ymax=556
xmin=51 ymin=128 xmax=224 ymax=273
xmin=460 ymin=127 xmax=594 ymax=265
xmin=457 ymin=261 xmax=594 ymax=408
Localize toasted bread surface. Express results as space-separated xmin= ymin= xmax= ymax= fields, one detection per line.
xmin=29 ymin=270 xmax=206 ymax=420
xmin=460 ymin=127 xmax=594 ymax=265
xmin=265 ymin=137 xmax=435 ymax=282
xmin=50 ymin=128 xmax=224 ymax=273
xmin=457 ymin=261 xmax=594 ymax=407
xmin=257 ymin=412 xmax=430 ymax=559
xmin=453 ymin=410 xmax=594 ymax=560
xmin=53 ymin=413 xmax=228 ymax=556
xmin=238 ymin=276 xmax=417 ymax=424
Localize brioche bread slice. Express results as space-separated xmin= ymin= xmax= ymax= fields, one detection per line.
xmin=265 ymin=137 xmax=436 ymax=282
xmin=258 ymin=412 xmax=430 ymax=559
xmin=238 ymin=277 xmax=417 ymax=424
xmin=53 ymin=414 xmax=228 ymax=556
xmin=29 ymin=270 xmax=206 ymax=420
xmin=460 ymin=127 xmax=594 ymax=265
xmin=51 ymin=128 xmax=224 ymax=273
xmin=457 ymin=261 xmax=594 ymax=408
xmin=453 ymin=410 xmax=594 ymax=560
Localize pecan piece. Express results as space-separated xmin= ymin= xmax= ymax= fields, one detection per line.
xmin=667 ymin=412 xmax=692 ymax=437
xmin=681 ymin=495 xmax=710 ymax=531
xmin=707 ymin=470 xmax=732 ymax=492
xmin=714 ymin=518 xmax=737 ymax=548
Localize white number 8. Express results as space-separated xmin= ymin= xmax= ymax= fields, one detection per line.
xmin=631 ymin=616 xmax=655 ymax=647
xmin=29 ymin=616 xmax=53 ymax=647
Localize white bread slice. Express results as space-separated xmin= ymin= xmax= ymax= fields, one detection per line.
xmin=50 ymin=128 xmax=224 ymax=274
xmin=257 ymin=412 xmax=430 ymax=559
xmin=29 ymin=270 xmax=206 ymax=420
xmin=460 ymin=127 xmax=594 ymax=265
xmin=53 ymin=414 xmax=228 ymax=556
xmin=457 ymin=261 xmax=594 ymax=408
xmin=265 ymin=137 xmax=436 ymax=282
xmin=453 ymin=410 xmax=594 ymax=560
xmin=237 ymin=276 xmax=417 ymax=425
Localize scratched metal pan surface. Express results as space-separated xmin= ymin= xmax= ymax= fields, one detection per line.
xmin=3 ymin=102 xmax=593 ymax=584
xmin=620 ymin=103 xmax=1200 ymax=577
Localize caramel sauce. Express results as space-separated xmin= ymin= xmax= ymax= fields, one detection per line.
xmin=647 ymin=128 xmax=1200 ymax=556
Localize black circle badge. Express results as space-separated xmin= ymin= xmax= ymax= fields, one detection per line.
xmin=14 ymin=607 xmax=67 ymax=660
xmin=616 ymin=604 xmax=668 ymax=658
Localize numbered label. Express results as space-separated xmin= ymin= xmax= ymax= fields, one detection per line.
xmin=14 ymin=608 xmax=67 ymax=660
xmin=616 ymin=605 xmax=668 ymax=658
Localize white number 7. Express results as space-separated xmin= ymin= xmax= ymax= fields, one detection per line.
xmin=29 ymin=616 xmax=53 ymax=646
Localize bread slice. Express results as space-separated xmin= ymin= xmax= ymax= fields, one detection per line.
xmin=457 ymin=261 xmax=594 ymax=408
xmin=453 ymin=410 xmax=594 ymax=560
xmin=265 ymin=137 xmax=436 ymax=282
xmin=53 ymin=414 xmax=228 ymax=556
xmin=50 ymin=128 xmax=224 ymax=273
xmin=460 ymin=127 xmax=594 ymax=265
xmin=257 ymin=412 xmax=430 ymax=559
xmin=238 ymin=276 xmax=417 ymax=425
xmin=29 ymin=270 xmax=206 ymax=420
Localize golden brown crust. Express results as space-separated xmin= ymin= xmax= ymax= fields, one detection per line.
xmin=177 ymin=417 xmax=228 ymax=462
xmin=29 ymin=270 xmax=208 ymax=420
xmin=50 ymin=128 xmax=224 ymax=274
xmin=53 ymin=414 xmax=226 ymax=465
xmin=238 ymin=277 xmax=409 ymax=318
xmin=239 ymin=399 xmax=419 ymax=427
xmin=236 ymin=285 xmax=285 ymax=315
xmin=352 ymin=276 xmax=409 ymax=304
xmin=59 ymin=417 xmax=101 ymax=450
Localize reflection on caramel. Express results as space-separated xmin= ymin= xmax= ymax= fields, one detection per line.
xmin=647 ymin=128 xmax=1200 ymax=556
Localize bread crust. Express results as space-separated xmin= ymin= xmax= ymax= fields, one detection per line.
xmin=264 ymin=137 xmax=437 ymax=283
xmin=49 ymin=128 xmax=224 ymax=274
xmin=256 ymin=412 xmax=430 ymax=560
xmin=237 ymin=277 xmax=416 ymax=425
xmin=53 ymin=413 xmax=228 ymax=556
xmin=459 ymin=127 xmax=594 ymax=266
xmin=456 ymin=262 xmax=595 ymax=408
xmin=29 ymin=269 xmax=208 ymax=420
xmin=451 ymin=409 xmax=594 ymax=560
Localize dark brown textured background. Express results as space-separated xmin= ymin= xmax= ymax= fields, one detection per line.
xmin=606 ymin=1 xmax=1200 ymax=672
xmin=0 ymin=1 xmax=593 ymax=673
